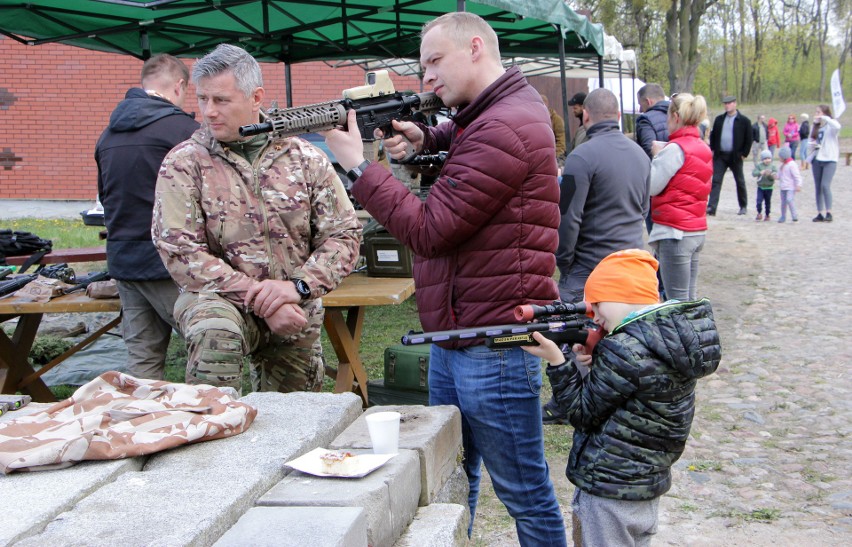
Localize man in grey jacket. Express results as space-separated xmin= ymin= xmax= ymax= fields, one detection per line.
xmin=545 ymin=88 xmax=650 ymax=423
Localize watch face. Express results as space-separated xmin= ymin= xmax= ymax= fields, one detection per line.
xmin=295 ymin=279 xmax=311 ymax=298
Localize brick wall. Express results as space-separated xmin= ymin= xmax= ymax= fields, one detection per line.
xmin=0 ymin=36 xmax=422 ymax=200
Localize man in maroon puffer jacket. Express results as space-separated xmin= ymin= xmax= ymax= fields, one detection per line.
xmin=324 ymin=11 xmax=567 ymax=547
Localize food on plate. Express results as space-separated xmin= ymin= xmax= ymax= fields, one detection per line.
xmin=319 ymin=450 xmax=358 ymax=475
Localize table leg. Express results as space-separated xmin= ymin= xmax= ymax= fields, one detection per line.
xmin=323 ymin=306 xmax=369 ymax=406
xmin=0 ymin=314 xmax=56 ymax=402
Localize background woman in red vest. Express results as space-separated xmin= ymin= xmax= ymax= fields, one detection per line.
xmin=648 ymin=93 xmax=714 ymax=301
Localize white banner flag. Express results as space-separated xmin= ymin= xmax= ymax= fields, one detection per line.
xmin=830 ymin=69 xmax=846 ymax=118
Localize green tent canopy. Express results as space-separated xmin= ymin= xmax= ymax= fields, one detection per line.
xmin=0 ymin=0 xmax=604 ymax=62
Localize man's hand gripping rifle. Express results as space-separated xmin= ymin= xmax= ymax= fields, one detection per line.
xmin=239 ymin=70 xmax=444 ymax=160
xmin=401 ymin=301 xmax=604 ymax=352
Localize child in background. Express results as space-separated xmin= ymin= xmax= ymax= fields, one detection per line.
xmin=523 ymin=249 xmax=721 ymax=547
xmin=777 ymin=146 xmax=803 ymax=223
xmin=752 ymin=150 xmax=777 ymax=221
xmin=766 ymin=117 xmax=780 ymax=158
xmin=783 ymin=114 xmax=800 ymax=160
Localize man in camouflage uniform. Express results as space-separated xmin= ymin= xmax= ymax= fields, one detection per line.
xmin=152 ymin=44 xmax=361 ymax=394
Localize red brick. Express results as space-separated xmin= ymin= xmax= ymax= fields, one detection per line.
xmin=0 ymin=39 xmax=421 ymax=199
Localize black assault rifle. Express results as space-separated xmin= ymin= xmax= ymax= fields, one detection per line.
xmin=401 ymin=301 xmax=604 ymax=351
xmin=0 ymin=273 xmax=38 ymax=298
xmin=239 ymin=70 xmax=445 ymax=147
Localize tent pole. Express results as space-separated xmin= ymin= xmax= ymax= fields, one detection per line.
xmin=140 ymin=31 xmax=150 ymax=60
xmin=285 ymin=61 xmax=293 ymax=107
xmin=557 ymin=25 xmax=570 ymax=154
xmin=618 ymin=60 xmax=624 ymax=131
xmin=598 ymin=56 xmax=604 ymax=88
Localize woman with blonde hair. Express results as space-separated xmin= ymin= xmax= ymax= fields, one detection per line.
xmin=648 ymin=93 xmax=713 ymax=300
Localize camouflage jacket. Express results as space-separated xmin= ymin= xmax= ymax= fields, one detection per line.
xmin=152 ymin=125 xmax=362 ymax=308
xmin=547 ymin=299 xmax=721 ymax=501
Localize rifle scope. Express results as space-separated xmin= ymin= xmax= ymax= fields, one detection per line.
xmin=514 ymin=301 xmax=588 ymax=322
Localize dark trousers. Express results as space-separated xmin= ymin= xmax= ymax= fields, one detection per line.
xmin=756 ymin=187 xmax=773 ymax=215
xmin=708 ymin=152 xmax=748 ymax=212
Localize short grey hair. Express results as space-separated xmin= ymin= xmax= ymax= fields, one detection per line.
xmin=637 ymin=83 xmax=665 ymax=102
xmin=192 ymin=43 xmax=263 ymax=97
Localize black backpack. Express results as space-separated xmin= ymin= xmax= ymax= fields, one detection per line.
xmin=0 ymin=230 xmax=53 ymax=273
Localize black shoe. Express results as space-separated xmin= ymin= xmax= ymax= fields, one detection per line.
xmin=542 ymin=398 xmax=568 ymax=425
xmin=813 ymin=214 xmax=825 ymax=222
xmin=738 ymin=207 xmax=747 ymax=215
xmin=706 ymin=208 xmax=716 ymax=216
xmin=825 ymin=213 xmax=833 ymax=222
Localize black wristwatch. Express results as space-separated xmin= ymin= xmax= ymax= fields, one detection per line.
xmin=346 ymin=160 xmax=371 ymax=183
xmin=293 ymin=279 xmax=311 ymax=300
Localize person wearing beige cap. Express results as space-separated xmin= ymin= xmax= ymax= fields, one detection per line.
xmin=523 ymin=248 xmax=721 ymax=547
xmin=707 ymin=95 xmax=753 ymax=215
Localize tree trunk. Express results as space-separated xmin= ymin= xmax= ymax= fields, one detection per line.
xmin=665 ymin=0 xmax=715 ymax=92
xmin=738 ymin=0 xmax=748 ymax=101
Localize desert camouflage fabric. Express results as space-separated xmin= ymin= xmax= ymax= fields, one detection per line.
xmin=152 ymin=125 xmax=361 ymax=393
xmin=0 ymin=371 xmax=256 ymax=474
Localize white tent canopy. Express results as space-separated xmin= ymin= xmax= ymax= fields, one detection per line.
xmin=594 ymin=77 xmax=647 ymax=116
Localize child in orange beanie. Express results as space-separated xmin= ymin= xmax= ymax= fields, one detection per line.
xmin=524 ymin=249 xmax=721 ymax=546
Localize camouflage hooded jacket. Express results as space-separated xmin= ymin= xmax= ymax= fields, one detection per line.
xmin=547 ymin=299 xmax=721 ymax=501
xmin=152 ymin=125 xmax=362 ymax=308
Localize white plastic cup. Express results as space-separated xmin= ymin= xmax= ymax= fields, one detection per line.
xmin=365 ymin=411 xmax=401 ymax=454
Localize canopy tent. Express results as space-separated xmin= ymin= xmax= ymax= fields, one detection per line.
xmin=0 ymin=0 xmax=613 ymax=149
xmin=0 ymin=0 xmax=604 ymax=62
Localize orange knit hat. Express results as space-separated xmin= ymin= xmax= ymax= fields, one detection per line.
xmin=584 ymin=249 xmax=660 ymax=307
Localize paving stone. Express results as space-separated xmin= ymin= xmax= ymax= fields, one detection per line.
xmin=394 ymin=504 xmax=469 ymax=547
xmin=214 ymin=506 xmax=368 ymax=547
xmin=259 ymin=449 xmax=421 ymax=547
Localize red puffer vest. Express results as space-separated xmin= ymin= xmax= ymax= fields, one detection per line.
xmin=651 ymin=126 xmax=712 ymax=231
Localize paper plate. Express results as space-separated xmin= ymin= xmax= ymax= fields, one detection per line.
xmin=285 ymin=447 xmax=395 ymax=478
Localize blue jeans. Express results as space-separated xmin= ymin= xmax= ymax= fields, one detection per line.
xmin=651 ymin=235 xmax=705 ymax=301
xmin=429 ymin=344 xmax=567 ymax=547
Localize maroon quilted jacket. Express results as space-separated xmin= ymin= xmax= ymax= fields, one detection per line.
xmin=352 ymin=67 xmax=560 ymax=343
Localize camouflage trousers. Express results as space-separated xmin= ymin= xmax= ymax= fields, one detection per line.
xmin=174 ymin=291 xmax=325 ymax=395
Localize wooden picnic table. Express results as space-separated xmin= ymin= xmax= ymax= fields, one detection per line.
xmin=1 ymin=270 xmax=414 ymax=406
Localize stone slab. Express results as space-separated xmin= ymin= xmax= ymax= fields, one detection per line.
xmin=12 ymin=392 xmax=362 ymax=546
xmin=1 ymin=403 xmax=145 ymax=545
xmin=394 ymin=504 xmax=470 ymax=547
xmin=214 ymin=506 xmax=368 ymax=547
xmin=329 ymin=404 xmax=462 ymax=506
xmin=0 ymin=458 xmax=143 ymax=545
xmin=259 ymin=449 xmax=421 ymax=547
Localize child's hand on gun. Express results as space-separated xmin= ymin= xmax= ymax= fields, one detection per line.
xmin=522 ymin=332 xmax=565 ymax=364
xmin=572 ymin=344 xmax=593 ymax=366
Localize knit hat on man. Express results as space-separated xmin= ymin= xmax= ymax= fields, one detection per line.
xmin=760 ymin=150 xmax=772 ymax=160
xmin=778 ymin=147 xmax=792 ymax=160
xmin=584 ymin=249 xmax=660 ymax=308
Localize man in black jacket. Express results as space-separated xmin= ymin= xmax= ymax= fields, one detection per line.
xmin=707 ymin=96 xmax=753 ymax=215
xmin=96 ymin=54 xmax=199 ymax=379
xmin=635 ymin=83 xmax=670 ymax=159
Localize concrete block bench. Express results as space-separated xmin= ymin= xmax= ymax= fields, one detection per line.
xmin=1 ymin=394 xmax=468 ymax=546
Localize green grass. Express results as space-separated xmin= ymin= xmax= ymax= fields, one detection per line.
xmin=7 ymin=218 xmax=104 ymax=250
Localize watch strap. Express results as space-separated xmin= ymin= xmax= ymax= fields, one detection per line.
xmin=346 ymin=160 xmax=371 ymax=183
